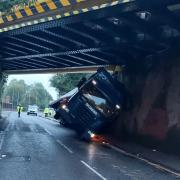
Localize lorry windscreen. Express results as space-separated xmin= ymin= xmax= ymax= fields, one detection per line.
xmin=82 ymin=85 xmax=113 ymax=117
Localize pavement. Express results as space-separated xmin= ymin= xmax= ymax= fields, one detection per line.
xmin=106 ymin=140 xmax=180 ymax=176
xmin=0 ymin=111 xmax=179 ymax=180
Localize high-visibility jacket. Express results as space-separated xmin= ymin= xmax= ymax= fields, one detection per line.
xmin=44 ymin=108 xmax=49 ymax=114
xmin=17 ymin=106 xmax=23 ymax=112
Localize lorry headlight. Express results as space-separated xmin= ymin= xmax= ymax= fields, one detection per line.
xmin=62 ymin=105 xmax=67 ymax=109
xmin=88 ymin=131 xmax=95 ymax=138
xmin=116 ymin=104 xmax=121 ymax=110
xmin=91 ymin=133 xmax=95 ymax=138
xmin=61 ymin=104 xmax=69 ymax=112
xmin=92 ymin=80 xmax=97 ymax=85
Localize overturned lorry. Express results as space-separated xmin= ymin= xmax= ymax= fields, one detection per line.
xmin=49 ymin=68 xmax=127 ymax=141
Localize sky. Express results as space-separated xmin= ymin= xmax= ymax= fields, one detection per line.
xmin=7 ymin=74 xmax=58 ymax=100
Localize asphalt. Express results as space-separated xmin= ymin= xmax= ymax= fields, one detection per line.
xmin=0 ymin=111 xmax=178 ymax=180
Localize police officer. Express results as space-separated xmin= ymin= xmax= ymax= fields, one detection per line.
xmin=44 ymin=107 xmax=49 ymax=117
xmin=17 ymin=104 xmax=23 ymax=118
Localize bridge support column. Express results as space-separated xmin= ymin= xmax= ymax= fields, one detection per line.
xmin=112 ymin=57 xmax=180 ymax=153
xmin=0 ymin=69 xmax=7 ymax=117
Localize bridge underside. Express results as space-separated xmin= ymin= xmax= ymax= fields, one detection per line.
xmin=0 ymin=0 xmax=180 ymax=73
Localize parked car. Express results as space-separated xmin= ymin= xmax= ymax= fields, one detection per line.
xmin=27 ymin=105 xmax=38 ymax=116
xmin=50 ymin=68 xmax=127 ymax=141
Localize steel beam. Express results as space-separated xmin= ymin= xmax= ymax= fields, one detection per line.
xmin=5 ymin=42 xmax=40 ymax=54
xmin=3 ymin=61 xmax=35 ymax=69
xmin=42 ymin=29 xmax=86 ymax=48
xmin=4 ymin=47 xmax=117 ymax=61
xmin=61 ymin=25 xmax=100 ymax=45
xmin=3 ymin=46 xmax=28 ymax=55
xmin=8 ymin=36 xmax=53 ymax=52
xmin=80 ymin=52 xmax=109 ymax=63
xmin=38 ymin=56 xmax=71 ymax=67
xmin=4 ymin=65 xmax=115 ymax=75
xmin=27 ymin=58 xmax=56 ymax=68
xmin=24 ymin=33 xmax=67 ymax=50
xmin=53 ymin=56 xmax=82 ymax=66
xmin=67 ymin=55 xmax=97 ymax=65
xmin=1 ymin=51 xmax=16 ymax=56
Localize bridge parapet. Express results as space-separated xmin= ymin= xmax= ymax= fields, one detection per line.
xmin=0 ymin=0 xmax=134 ymax=33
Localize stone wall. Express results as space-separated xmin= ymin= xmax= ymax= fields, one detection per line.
xmin=112 ymin=57 xmax=180 ymax=153
xmin=0 ymin=71 xmax=7 ymax=117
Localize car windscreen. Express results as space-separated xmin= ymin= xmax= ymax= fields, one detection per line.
xmin=82 ymin=85 xmax=113 ymax=117
xmin=28 ymin=106 xmax=38 ymax=110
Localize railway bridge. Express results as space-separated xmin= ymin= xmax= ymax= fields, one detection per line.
xmin=0 ymin=0 xmax=180 ymax=147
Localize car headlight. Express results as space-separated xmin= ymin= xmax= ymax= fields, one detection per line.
xmin=88 ymin=130 xmax=95 ymax=138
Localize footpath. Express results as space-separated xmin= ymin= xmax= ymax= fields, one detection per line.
xmin=0 ymin=111 xmax=10 ymax=131
xmin=105 ymin=137 xmax=180 ymax=177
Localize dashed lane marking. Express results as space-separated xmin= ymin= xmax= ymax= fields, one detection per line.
xmin=44 ymin=128 xmax=73 ymax=154
xmin=44 ymin=128 xmax=53 ymax=136
xmin=56 ymin=139 xmax=73 ymax=154
xmin=81 ymin=160 xmax=107 ymax=180
xmin=0 ymin=121 xmax=11 ymax=150
xmin=0 ymin=133 xmax=5 ymax=151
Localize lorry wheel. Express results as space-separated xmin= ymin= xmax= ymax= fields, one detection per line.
xmin=60 ymin=121 xmax=69 ymax=128
xmin=81 ymin=131 xmax=91 ymax=142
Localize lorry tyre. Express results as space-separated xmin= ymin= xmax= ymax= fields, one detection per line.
xmin=60 ymin=120 xmax=69 ymax=128
xmin=81 ymin=131 xmax=91 ymax=142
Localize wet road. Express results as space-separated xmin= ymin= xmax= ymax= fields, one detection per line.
xmin=0 ymin=112 xmax=178 ymax=180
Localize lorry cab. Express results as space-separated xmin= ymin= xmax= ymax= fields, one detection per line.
xmin=50 ymin=68 xmax=126 ymax=141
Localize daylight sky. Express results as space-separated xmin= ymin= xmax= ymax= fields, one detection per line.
xmin=7 ymin=74 xmax=58 ymax=100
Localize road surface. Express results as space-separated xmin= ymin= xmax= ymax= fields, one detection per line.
xmin=0 ymin=112 xmax=178 ymax=180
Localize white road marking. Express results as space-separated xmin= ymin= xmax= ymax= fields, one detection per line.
xmin=108 ymin=144 xmax=180 ymax=177
xmin=45 ymin=128 xmax=53 ymax=136
xmin=56 ymin=139 xmax=73 ymax=154
xmin=81 ymin=160 xmax=107 ymax=180
xmin=0 ymin=133 xmax=5 ymax=151
xmin=0 ymin=121 xmax=11 ymax=151
xmin=5 ymin=124 xmax=10 ymax=132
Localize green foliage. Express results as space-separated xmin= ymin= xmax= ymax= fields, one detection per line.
xmin=0 ymin=0 xmax=30 ymax=14
xmin=50 ymin=73 xmax=91 ymax=96
xmin=3 ymin=79 xmax=52 ymax=109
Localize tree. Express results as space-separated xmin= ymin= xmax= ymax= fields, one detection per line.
xmin=3 ymin=79 xmax=27 ymax=107
xmin=3 ymin=79 xmax=52 ymax=110
xmin=0 ymin=0 xmax=31 ymax=14
xmin=50 ymin=73 xmax=91 ymax=96
xmin=26 ymin=83 xmax=52 ymax=109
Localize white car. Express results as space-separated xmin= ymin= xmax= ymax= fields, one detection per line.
xmin=27 ymin=105 xmax=38 ymax=116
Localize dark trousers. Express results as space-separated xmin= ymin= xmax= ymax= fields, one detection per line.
xmin=18 ymin=111 xmax=21 ymax=117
